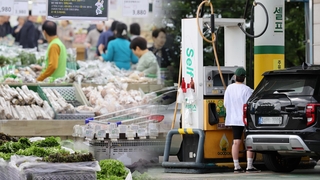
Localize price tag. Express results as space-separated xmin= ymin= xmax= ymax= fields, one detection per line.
xmin=118 ymin=125 xmax=127 ymax=133
xmin=153 ymin=0 xmax=162 ymax=17
xmin=125 ymin=130 xmax=136 ymax=139
xmin=94 ymin=124 xmax=101 ymax=133
xmin=0 ymin=0 xmax=14 ymax=15
xmin=130 ymin=125 xmax=138 ymax=133
xmin=32 ymin=0 xmax=47 ymax=16
xmin=109 ymin=123 xmax=117 ymax=129
xmin=122 ymin=0 xmax=148 ymax=17
xmin=148 ymin=123 xmax=158 ymax=130
xmin=14 ymin=0 xmax=28 ymax=16
xmin=85 ymin=129 xmax=94 ymax=140
xmin=96 ymin=130 xmax=106 ymax=139
xmin=149 ymin=129 xmax=159 ymax=138
xmin=137 ymin=128 xmax=147 ymax=137
xmin=109 ymin=128 xmax=119 ymax=139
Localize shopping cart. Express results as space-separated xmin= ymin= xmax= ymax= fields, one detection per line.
xmin=87 ymin=104 xmax=168 ymax=126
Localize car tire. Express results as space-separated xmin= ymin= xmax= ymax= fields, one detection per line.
xmin=263 ymin=153 xmax=301 ymax=172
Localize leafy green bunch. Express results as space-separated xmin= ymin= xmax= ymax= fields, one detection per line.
xmin=97 ymin=159 xmax=128 ymax=180
xmin=0 ymin=136 xmax=63 ymax=160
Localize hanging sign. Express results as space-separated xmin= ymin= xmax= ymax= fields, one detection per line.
xmin=14 ymin=0 xmax=29 ymax=16
xmin=0 ymin=0 xmax=14 ymax=15
xmin=32 ymin=0 xmax=47 ymax=16
xmin=122 ymin=0 xmax=149 ymax=18
xmin=47 ymin=0 xmax=108 ymax=20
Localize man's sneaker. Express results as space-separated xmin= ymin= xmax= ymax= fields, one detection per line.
xmin=234 ymin=168 xmax=245 ymax=173
xmin=246 ymin=168 xmax=261 ymax=173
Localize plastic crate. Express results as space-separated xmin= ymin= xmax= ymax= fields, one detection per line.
xmin=89 ymin=140 xmax=110 ymax=161
xmin=30 ymin=171 xmax=96 ymax=180
xmin=40 ymin=84 xmax=93 ymax=120
xmin=7 ymin=84 xmax=50 ymax=103
xmin=109 ymin=139 xmax=166 ymax=166
xmin=41 ymin=85 xmax=86 ymax=105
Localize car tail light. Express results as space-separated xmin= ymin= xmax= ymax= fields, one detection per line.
xmin=292 ymin=147 xmax=304 ymax=151
xmin=148 ymin=115 xmax=164 ymax=123
xmin=243 ymin=104 xmax=248 ymax=126
xmin=306 ymin=104 xmax=319 ymax=126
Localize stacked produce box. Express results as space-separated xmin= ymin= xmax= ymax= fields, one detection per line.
xmin=0 ymin=85 xmax=54 ymax=120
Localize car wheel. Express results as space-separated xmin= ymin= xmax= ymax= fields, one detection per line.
xmin=263 ymin=153 xmax=301 ymax=172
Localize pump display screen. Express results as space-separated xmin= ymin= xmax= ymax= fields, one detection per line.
xmin=213 ymin=74 xmax=231 ymax=86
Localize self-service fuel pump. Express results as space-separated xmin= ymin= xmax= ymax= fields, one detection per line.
xmin=162 ymin=16 xmax=247 ymax=173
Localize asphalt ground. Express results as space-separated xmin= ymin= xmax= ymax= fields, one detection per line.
xmin=144 ymin=165 xmax=320 ymax=180
xmin=130 ymin=157 xmax=320 ymax=180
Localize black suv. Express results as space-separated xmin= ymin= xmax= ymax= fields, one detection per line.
xmin=244 ymin=65 xmax=320 ymax=172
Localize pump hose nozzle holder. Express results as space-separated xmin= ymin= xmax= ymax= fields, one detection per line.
xmin=238 ymin=1 xmax=269 ymax=38
xmin=196 ymin=0 xmax=227 ymax=90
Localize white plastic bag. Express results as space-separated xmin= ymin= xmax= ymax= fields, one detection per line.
xmin=176 ymin=88 xmax=185 ymax=103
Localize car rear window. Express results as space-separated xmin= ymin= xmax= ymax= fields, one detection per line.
xmin=252 ymin=75 xmax=317 ymax=97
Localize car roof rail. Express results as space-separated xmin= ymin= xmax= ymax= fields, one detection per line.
xmin=302 ymin=62 xmax=311 ymax=70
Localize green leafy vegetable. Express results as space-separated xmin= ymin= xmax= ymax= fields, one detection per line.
xmin=3 ymin=74 xmax=17 ymax=79
xmin=0 ymin=137 xmax=31 ymax=153
xmin=43 ymin=152 xmax=94 ymax=163
xmin=32 ymin=137 xmax=60 ymax=147
xmin=15 ymin=146 xmax=69 ymax=157
xmin=0 ymin=152 xmax=13 ymax=160
xmin=97 ymin=159 xmax=128 ymax=180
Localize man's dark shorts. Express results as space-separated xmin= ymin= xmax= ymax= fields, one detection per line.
xmin=231 ymin=126 xmax=244 ymax=140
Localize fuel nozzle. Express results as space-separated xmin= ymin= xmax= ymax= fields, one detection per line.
xmin=181 ymin=77 xmax=186 ymax=93
xmin=190 ymin=77 xmax=195 ymax=92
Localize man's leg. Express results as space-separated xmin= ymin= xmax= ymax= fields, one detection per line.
xmin=232 ymin=126 xmax=245 ymax=172
xmin=246 ymin=144 xmax=261 ymax=172
xmin=232 ymin=139 xmax=242 ymax=169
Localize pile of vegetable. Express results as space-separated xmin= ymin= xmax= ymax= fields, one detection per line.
xmin=42 ymin=88 xmax=75 ymax=114
xmin=97 ymin=159 xmax=128 ymax=180
xmin=0 ymin=136 xmax=96 ymax=164
xmin=43 ymin=152 xmax=94 ymax=163
xmin=54 ymin=60 xmax=157 ymax=84
xmin=0 ymin=84 xmax=54 ymax=120
xmin=0 ymin=137 xmax=66 ymax=160
xmin=17 ymin=51 xmax=37 ymax=65
xmin=81 ymin=83 xmax=156 ymax=115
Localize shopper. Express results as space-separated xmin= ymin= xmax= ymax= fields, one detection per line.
xmin=130 ymin=37 xmax=159 ymax=76
xmin=100 ymin=23 xmax=138 ymax=70
xmin=223 ymin=67 xmax=260 ymax=173
xmin=0 ymin=16 xmax=12 ymax=38
xmin=14 ymin=16 xmax=37 ymax=49
xmin=12 ymin=17 xmax=25 ymax=43
xmin=28 ymin=11 xmax=41 ymax=50
xmin=37 ymin=20 xmax=67 ymax=82
xmin=129 ymin=23 xmax=141 ymax=41
xmin=85 ymin=21 xmax=104 ymax=60
xmin=96 ymin=19 xmax=115 ymax=56
xmin=57 ymin=20 xmax=74 ymax=49
xmin=148 ymin=28 xmax=172 ymax=68
xmin=3 ymin=16 xmax=12 ymax=34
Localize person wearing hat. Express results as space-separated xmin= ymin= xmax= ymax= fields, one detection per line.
xmin=223 ymin=67 xmax=260 ymax=173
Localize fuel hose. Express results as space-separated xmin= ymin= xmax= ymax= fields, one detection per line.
xmin=238 ymin=1 xmax=269 ymax=38
xmin=196 ymin=0 xmax=227 ymax=90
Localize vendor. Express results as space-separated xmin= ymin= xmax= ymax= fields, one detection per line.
xmin=37 ymin=21 xmax=67 ymax=82
xmin=130 ymin=37 xmax=159 ymax=76
xmin=100 ymin=23 xmax=138 ymax=70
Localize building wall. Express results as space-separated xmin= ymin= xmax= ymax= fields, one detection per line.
xmin=314 ymin=0 xmax=320 ymax=64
